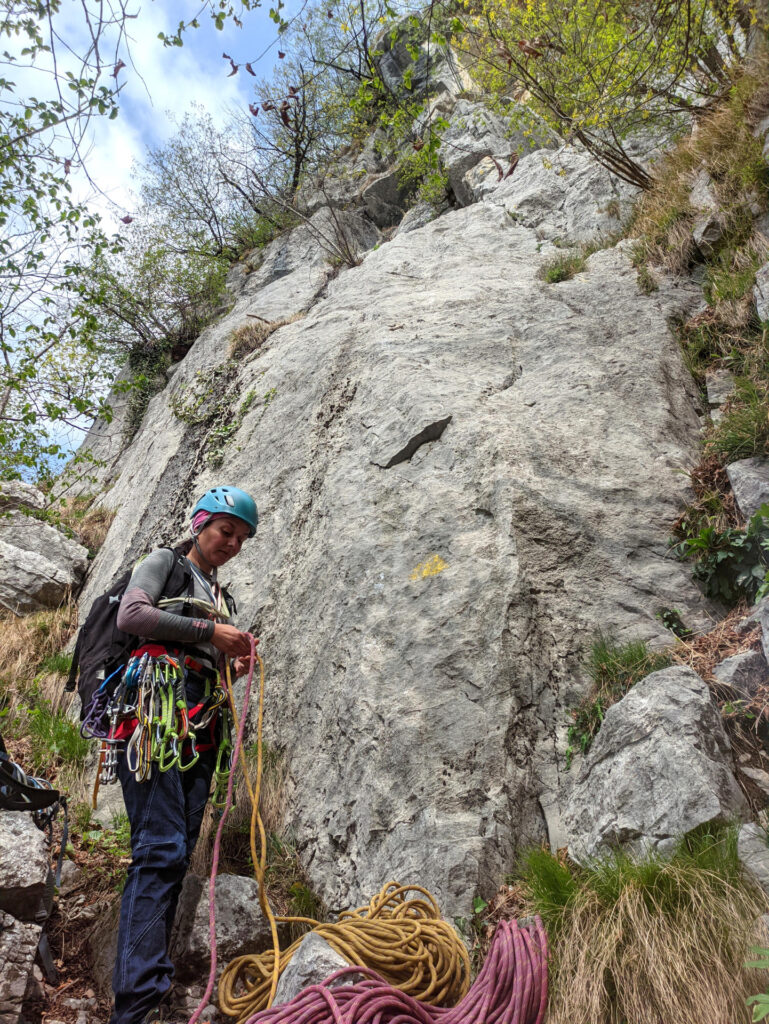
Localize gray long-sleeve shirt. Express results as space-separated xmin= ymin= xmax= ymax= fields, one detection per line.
xmin=116 ymin=548 xmax=221 ymax=666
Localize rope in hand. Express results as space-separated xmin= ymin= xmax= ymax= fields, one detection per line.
xmin=218 ymin=882 xmax=472 ymax=1024
xmin=188 ymin=634 xmax=282 ymax=1024
xmin=236 ymin=916 xmax=547 ymax=1024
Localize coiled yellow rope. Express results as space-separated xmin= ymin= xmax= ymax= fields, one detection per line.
xmin=218 ymin=882 xmax=471 ymax=1023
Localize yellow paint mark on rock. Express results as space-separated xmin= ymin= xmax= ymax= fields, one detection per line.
xmin=410 ymin=555 xmax=449 ymax=582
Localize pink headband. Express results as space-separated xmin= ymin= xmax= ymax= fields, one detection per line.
xmin=191 ymin=510 xmax=232 ymax=536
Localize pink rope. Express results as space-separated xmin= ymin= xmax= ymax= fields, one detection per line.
xmin=240 ymin=918 xmax=548 ymax=1024
xmin=188 ymin=635 xmax=257 ymax=1024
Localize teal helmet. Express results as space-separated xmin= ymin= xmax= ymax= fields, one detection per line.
xmin=192 ymin=486 xmax=258 ymax=537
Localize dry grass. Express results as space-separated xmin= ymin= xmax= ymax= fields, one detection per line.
xmin=48 ymin=496 xmax=117 ymax=556
xmin=521 ymin=831 xmax=769 ymax=1024
xmin=633 ymin=61 xmax=769 ymax=275
xmin=229 ymin=313 xmax=303 ymax=359
xmin=0 ymin=604 xmax=78 ymax=710
xmin=673 ymin=454 xmax=744 ymax=538
xmin=670 ymin=603 xmax=759 ymax=682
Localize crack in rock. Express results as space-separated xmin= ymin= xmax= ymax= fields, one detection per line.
xmin=372 ymin=415 xmax=452 ymax=469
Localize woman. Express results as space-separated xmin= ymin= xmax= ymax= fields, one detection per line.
xmin=109 ymin=485 xmax=258 ymax=1024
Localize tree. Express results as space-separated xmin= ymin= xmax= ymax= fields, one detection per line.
xmin=0 ymin=0 xmax=281 ymax=481
xmin=455 ymin=0 xmax=767 ymax=189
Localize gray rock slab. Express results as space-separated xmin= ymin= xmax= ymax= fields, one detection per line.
xmin=712 ymin=649 xmax=769 ymax=700
xmin=727 ymin=457 xmax=769 ymax=519
xmin=79 ymin=158 xmax=713 ymax=917
xmin=0 ymin=812 xmax=51 ymax=921
xmin=439 ymin=100 xmax=546 ymax=207
xmin=739 ymin=822 xmax=769 ymax=894
xmin=394 ymin=199 xmax=449 ymax=236
xmin=485 ymin=145 xmax=637 ymax=242
xmin=170 ymin=873 xmax=279 ymax=981
xmin=85 ymin=899 xmax=120 ymax=997
xmin=690 ymin=169 xmax=724 ymax=258
xmin=564 ymin=666 xmax=748 ymax=863
xmin=0 ymin=483 xmax=44 ymax=512
xmin=359 ymin=167 xmax=410 ymax=229
xmin=0 ymin=514 xmax=88 ymax=613
xmin=705 ymin=367 xmax=735 ymax=409
xmin=756 ymin=262 xmax=769 ymax=323
xmin=0 ymin=912 xmax=41 ymax=1024
xmin=273 ymin=933 xmax=357 ymax=1006
xmin=740 ymin=766 xmax=769 ymax=797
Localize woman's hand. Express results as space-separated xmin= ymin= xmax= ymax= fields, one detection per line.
xmin=211 ymin=623 xmax=253 ymax=658
xmin=232 ymin=643 xmax=259 ymax=678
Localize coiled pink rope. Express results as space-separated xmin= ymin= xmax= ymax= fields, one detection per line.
xmin=241 ymin=917 xmax=548 ymax=1024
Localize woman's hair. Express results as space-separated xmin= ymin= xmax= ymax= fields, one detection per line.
xmin=175 ymin=538 xmax=194 ymax=556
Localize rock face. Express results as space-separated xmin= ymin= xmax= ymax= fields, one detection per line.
xmin=170 ymin=873 xmax=278 ymax=980
xmin=0 ymin=515 xmax=89 ymax=613
xmin=273 ymin=933 xmax=354 ymax=1006
xmin=738 ymin=823 xmax=769 ymax=894
xmin=712 ymin=648 xmax=769 ymax=700
xmin=0 ymin=812 xmax=51 ymax=922
xmin=726 ymin=457 xmax=769 ymax=519
xmin=0 ymin=912 xmax=42 ymax=1024
xmin=564 ymin=667 xmax=747 ymax=863
xmin=78 ymin=134 xmax=715 ymax=916
xmin=756 ymin=261 xmax=769 ymax=323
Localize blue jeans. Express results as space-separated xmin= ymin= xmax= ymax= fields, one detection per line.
xmin=110 ymin=742 xmax=216 ymax=1024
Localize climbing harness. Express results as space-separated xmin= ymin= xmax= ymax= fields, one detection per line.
xmin=234 ymin=917 xmax=547 ymax=1024
xmin=218 ymin=883 xmax=472 ymax=1024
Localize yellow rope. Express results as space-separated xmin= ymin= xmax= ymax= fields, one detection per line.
xmin=223 ymin=654 xmax=283 ymax=1009
xmin=218 ymin=881 xmax=471 ymax=1023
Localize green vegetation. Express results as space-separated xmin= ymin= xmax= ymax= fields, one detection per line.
xmin=673 ymin=503 xmax=769 ymax=605
xmin=538 ymin=251 xmax=586 ymax=284
xmin=565 ymin=635 xmax=672 ymax=766
xmin=518 ymin=826 xmax=768 ymax=1024
xmin=708 ymin=378 xmax=769 ymax=464
xmin=19 ymin=701 xmax=90 ymax=774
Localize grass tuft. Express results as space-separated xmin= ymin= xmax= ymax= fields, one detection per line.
xmin=538 ymin=251 xmax=586 ymax=283
xmin=566 ymin=635 xmax=672 ymax=765
xmin=707 ymin=377 xmax=769 ymax=463
xmin=520 ymin=825 xmax=769 ymax=1024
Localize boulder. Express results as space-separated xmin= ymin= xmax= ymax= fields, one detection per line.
xmin=755 ymin=262 xmax=769 ymax=323
xmin=712 ymin=648 xmax=769 ymax=700
xmin=86 ymin=899 xmax=120 ymax=997
xmin=273 ymin=933 xmax=357 ymax=1006
xmin=690 ymin=170 xmax=724 ymax=258
xmin=0 ymin=912 xmax=41 ymax=1024
xmin=0 ymin=514 xmax=88 ymax=612
xmin=394 ymin=198 xmax=449 ymax=236
xmin=359 ymin=167 xmax=411 ymax=229
xmin=0 ymin=812 xmax=51 ymax=921
xmin=438 ymin=100 xmax=546 ymax=207
xmin=483 ymin=144 xmax=637 ymax=242
xmin=170 ymin=873 xmax=280 ymax=980
xmin=738 ymin=822 xmax=769 ymax=894
xmin=726 ymin=457 xmax=769 ymax=519
xmin=0 ymin=482 xmax=44 ymax=513
xmin=705 ymin=367 xmax=735 ymax=410
xmin=564 ymin=666 xmax=748 ymax=863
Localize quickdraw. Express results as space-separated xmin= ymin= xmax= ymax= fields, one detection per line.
xmin=82 ymin=648 xmax=232 ymax=789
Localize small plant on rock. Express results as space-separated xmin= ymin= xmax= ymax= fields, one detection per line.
xmin=673 ymin=503 xmax=769 ymax=605
xmin=565 ymin=635 xmax=671 ymax=766
xmin=538 ymin=251 xmax=586 ymax=284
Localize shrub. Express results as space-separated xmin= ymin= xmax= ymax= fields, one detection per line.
xmin=673 ymin=502 xmax=769 ymax=604
xmin=519 ymin=826 xmax=769 ymax=1024
xmin=566 ymin=635 xmax=671 ymax=765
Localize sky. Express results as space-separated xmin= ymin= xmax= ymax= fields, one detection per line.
xmin=58 ymin=0 xmax=304 ymax=229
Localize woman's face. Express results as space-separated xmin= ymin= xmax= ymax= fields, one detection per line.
xmin=197 ymin=515 xmax=251 ymax=567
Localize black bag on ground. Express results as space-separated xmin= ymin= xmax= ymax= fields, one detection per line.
xmin=65 ymin=546 xmax=196 ymax=718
